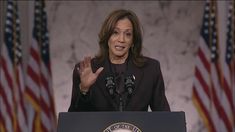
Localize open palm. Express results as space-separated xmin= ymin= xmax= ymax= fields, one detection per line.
xmin=78 ymin=56 xmax=103 ymax=91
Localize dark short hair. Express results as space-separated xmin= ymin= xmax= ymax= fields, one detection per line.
xmin=96 ymin=9 xmax=145 ymax=67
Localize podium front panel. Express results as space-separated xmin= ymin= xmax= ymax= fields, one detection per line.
xmin=57 ymin=111 xmax=186 ymax=132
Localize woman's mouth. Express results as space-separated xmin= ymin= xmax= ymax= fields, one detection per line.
xmin=115 ymin=45 xmax=125 ymax=50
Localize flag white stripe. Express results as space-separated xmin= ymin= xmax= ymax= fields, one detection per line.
xmin=0 ymin=97 xmax=13 ymax=132
xmin=199 ymin=37 xmax=211 ymax=60
xmin=41 ymin=85 xmax=50 ymax=106
xmin=194 ymin=78 xmax=210 ymax=106
xmin=1 ymin=75 xmax=14 ymax=110
xmin=195 ymin=56 xmax=210 ymax=84
xmin=194 ymin=78 xmax=222 ymax=131
xmin=211 ymin=65 xmax=232 ymax=122
xmin=26 ymin=74 xmax=40 ymax=97
xmin=41 ymin=111 xmax=51 ymax=131
xmin=28 ymin=57 xmax=40 ymax=75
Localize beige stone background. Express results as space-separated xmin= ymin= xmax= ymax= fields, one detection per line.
xmin=1 ymin=1 xmax=230 ymax=132
xmin=48 ymin=2 xmax=205 ymax=131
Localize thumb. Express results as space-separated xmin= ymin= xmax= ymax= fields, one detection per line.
xmin=95 ymin=67 xmax=104 ymax=76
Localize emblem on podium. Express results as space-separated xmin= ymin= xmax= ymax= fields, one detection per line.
xmin=103 ymin=122 xmax=142 ymax=132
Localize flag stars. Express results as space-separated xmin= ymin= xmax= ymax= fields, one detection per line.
xmin=16 ymin=50 xmax=22 ymax=57
xmin=211 ymin=54 xmax=216 ymax=60
xmin=7 ymin=4 xmax=13 ymax=10
xmin=35 ymin=1 xmax=41 ymax=6
xmin=35 ymin=17 xmax=41 ymax=21
xmin=210 ymin=21 xmax=214 ymax=26
xmin=16 ymin=27 xmax=20 ymax=32
xmin=226 ymin=54 xmax=231 ymax=60
xmin=205 ymin=5 xmax=209 ymax=11
xmin=6 ymin=19 xmax=12 ymax=25
xmin=5 ymin=28 xmax=11 ymax=33
xmin=42 ymin=50 xmax=47 ymax=55
xmin=42 ymin=42 xmax=46 ymax=46
xmin=8 ymin=37 xmax=12 ymax=42
xmin=211 ymin=46 xmax=217 ymax=51
xmin=204 ymin=29 xmax=208 ymax=34
xmin=7 ymin=12 xmax=12 ymax=17
xmin=212 ymin=38 xmax=217 ymax=44
xmin=213 ymin=32 xmax=217 ymax=36
xmin=35 ymin=8 xmax=41 ymax=14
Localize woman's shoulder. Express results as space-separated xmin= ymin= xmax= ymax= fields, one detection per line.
xmin=141 ymin=56 xmax=162 ymax=75
xmin=142 ymin=56 xmax=160 ymax=66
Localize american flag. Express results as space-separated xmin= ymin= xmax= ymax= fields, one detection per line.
xmin=0 ymin=0 xmax=28 ymax=132
xmin=24 ymin=0 xmax=56 ymax=131
xmin=223 ymin=1 xmax=235 ymax=131
xmin=192 ymin=0 xmax=235 ymax=132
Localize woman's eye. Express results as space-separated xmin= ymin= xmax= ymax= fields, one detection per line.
xmin=113 ymin=31 xmax=119 ymax=35
xmin=126 ymin=33 xmax=132 ymax=37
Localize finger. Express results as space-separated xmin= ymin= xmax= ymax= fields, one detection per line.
xmin=87 ymin=56 xmax=91 ymax=68
xmin=95 ymin=67 xmax=104 ymax=76
xmin=84 ymin=56 xmax=89 ymax=68
xmin=79 ymin=59 xmax=85 ymax=72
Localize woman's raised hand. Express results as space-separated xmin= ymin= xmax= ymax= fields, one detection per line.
xmin=78 ymin=56 xmax=104 ymax=92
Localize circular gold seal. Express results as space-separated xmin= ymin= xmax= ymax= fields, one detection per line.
xmin=103 ymin=122 xmax=142 ymax=132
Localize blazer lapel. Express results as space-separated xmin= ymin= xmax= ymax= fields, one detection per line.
xmin=127 ymin=60 xmax=143 ymax=97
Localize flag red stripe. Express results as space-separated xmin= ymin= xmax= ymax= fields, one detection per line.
xmin=15 ymin=68 xmax=28 ymax=124
xmin=16 ymin=121 xmax=20 ymax=132
xmin=30 ymin=47 xmax=40 ymax=66
xmin=27 ymin=66 xmax=41 ymax=87
xmin=25 ymin=86 xmax=39 ymax=105
xmin=0 ymin=83 xmax=14 ymax=126
xmin=40 ymin=73 xmax=51 ymax=99
xmin=41 ymin=121 xmax=47 ymax=132
xmin=193 ymin=1 xmax=235 ymax=131
xmin=0 ymin=57 xmax=14 ymax=90
xmin=0 ymin=109 xmax=6 ymax=131
xmin=25 ymin=1 xmax=57 ymax=131
xmin=32 ymin=114 xmax=37 ymax=132
xmin=40 ymin=98 xmax=50 ymax=117
xmin=213 ymin=61 xmax=233 ymax=131
xmin=198 ymin=48 xmax=210 ymax=71
xmin=0 ymin=57 xmax=14 ymax=124
xmin=193 ymin=87 xmax=216 ymax=132
xmin=223 ymin=77 xmax=234 ymax=110
xmin=211 ymin=84 xmax=232 ymax=131
xmin=195 ymin=67 xmax=211 ymax=98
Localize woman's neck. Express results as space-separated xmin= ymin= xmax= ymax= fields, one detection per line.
xmin=109 ymin=54 xmax=128 ymax=64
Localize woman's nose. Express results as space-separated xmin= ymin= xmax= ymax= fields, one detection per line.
xmin=118 ymin=33 xmax=125 ymax=42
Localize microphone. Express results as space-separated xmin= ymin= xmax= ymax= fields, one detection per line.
xmin=124 ymin=75 xmax=135 ymax=96
xmin=105 ymin=76 xmax=116 ymax=97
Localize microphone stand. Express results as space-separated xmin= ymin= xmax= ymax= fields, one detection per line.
xmin=118 ymin=94 xmax=124 ymax=111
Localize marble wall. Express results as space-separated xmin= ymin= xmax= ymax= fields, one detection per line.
xmin=46 ymin=1 xmax=205 ymax=132
xmin=0 ymin=1 xmax=210 ymax=132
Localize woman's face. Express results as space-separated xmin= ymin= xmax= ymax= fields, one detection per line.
xmin=108 ymin=18 xmax=133 ymax=62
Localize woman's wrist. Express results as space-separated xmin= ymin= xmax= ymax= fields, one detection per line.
xmin=79 ymin=84 xmax=89 ymax=95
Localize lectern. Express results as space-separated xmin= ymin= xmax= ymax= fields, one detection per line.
xmin=57 ymin=111 xmax=186 ymax=132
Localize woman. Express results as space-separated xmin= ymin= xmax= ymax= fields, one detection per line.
xmin=68 ymin=9 xmax=170 ymax=111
